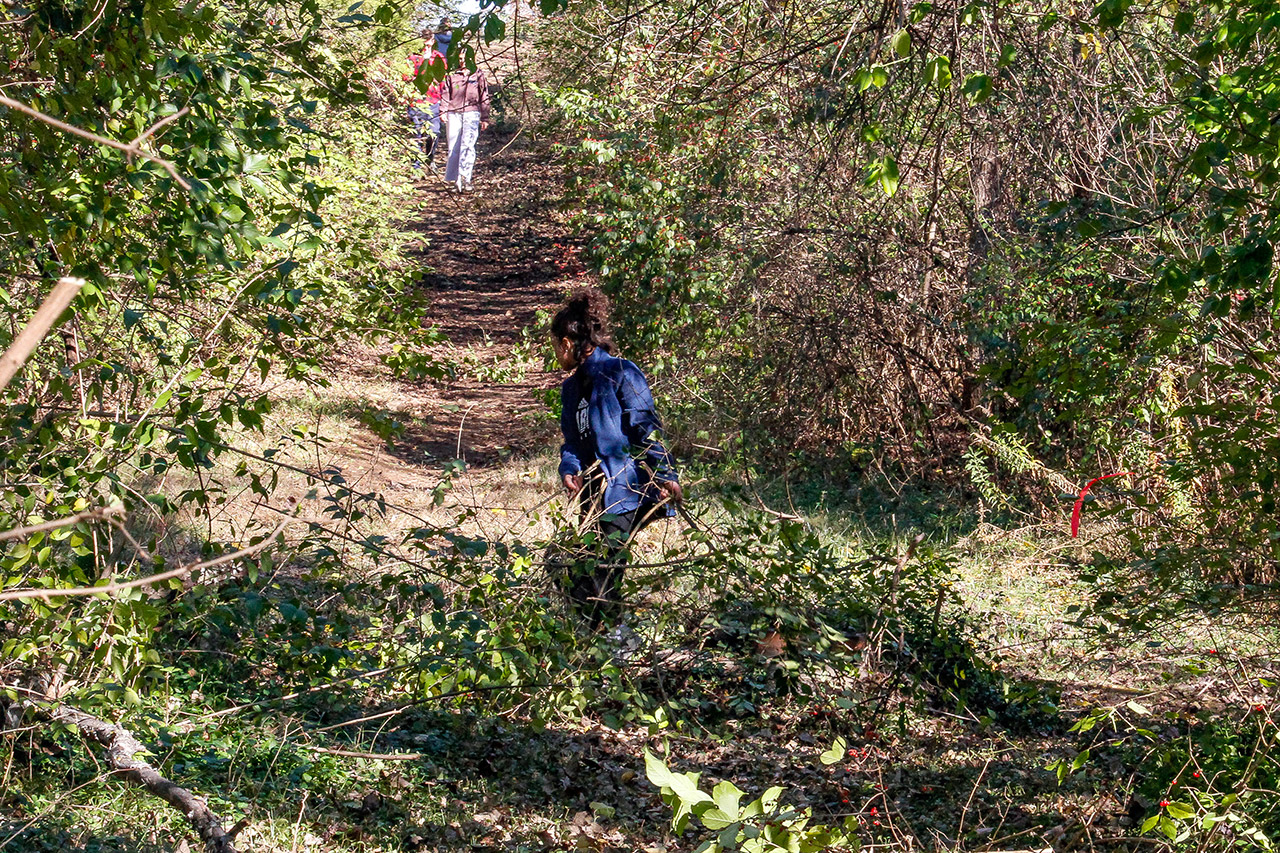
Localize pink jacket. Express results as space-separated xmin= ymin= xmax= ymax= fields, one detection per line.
xmin=440 ymin=69 xmax=491 ymax=122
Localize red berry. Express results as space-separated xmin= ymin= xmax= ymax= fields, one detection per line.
xmin=1160 ymin=800 xmax=1170 ymax=808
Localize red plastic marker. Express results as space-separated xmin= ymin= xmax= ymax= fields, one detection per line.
xmin=1071 ymin=472 xmax=1134 ymax=537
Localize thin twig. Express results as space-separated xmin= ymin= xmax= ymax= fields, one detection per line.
xmin=0 ymin=515 xmax=290 ymax=602
xmin=299 ymin=745 xmax=425 ymax=761
xmin=0 ymin=95 xmax=191 ymax=190
xmin=0 ymin=505 xmax=123 ymax=543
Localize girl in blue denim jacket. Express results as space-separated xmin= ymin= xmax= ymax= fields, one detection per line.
xmin=550 ymin=287 xmax=681 ymax=627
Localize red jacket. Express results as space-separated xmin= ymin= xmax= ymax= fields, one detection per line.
xmin=405 ymin=50 xmax=445 ymax=105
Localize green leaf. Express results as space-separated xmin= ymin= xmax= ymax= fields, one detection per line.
xmin=717 ymin=823 xmax=742 ymax=850
xmin=961 ymin=73 xmax=992 ymax=105
xmin=699 ymin=806 xmax=736 ymax=830
xmin=644 ymin=749 xmax=674 ymax=789
xmin=997 ymin=43 xmax=1016 ymax=67
xmin=1140 ymin=815 xmax=1160 ymax=834
xmin=874 ymin=156 xmax=900 ymax=197
xmin=924 ymin=55 xmax=952 ymax=89
xmin=820 ymin=736 xmax=847 ymax=765
xmin=890 ymin=29 xmax=911 ymax=57
xmin=1165 ymin=802 xmax=1195 ymax=820
xmin=483 ymin=14 xmax=506 ymax=42
xmin=713 ymin=780 xmax=744 ymax=818
xmin=668 ymin=772 xmax=713 ymax=806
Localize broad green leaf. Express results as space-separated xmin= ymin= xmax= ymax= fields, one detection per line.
xmin=713 ymin=780 xmax=744 ymax=818
xmin=698 ymin=805 xmax=736 ymax=830
xmin=667 ymin=772 xmax=713 ymax=805
xmin=924 ymin=55 xmax=952 ymax=89
xmin=1140 ymin=815 xmax=1159 ymax=834
xmin=1165 ymin=802 xmax=1195 ymax=820
xmin=874 ymin=156 xmax=901 ymax=197
xmin=962 ymin=73 xmax=992 ymax=105
xmin=890 ymin=29 xmax=911 ymax=57
xmin=644 ymin=749 xmax=676 ymax=789
xmin=819 ymin=736 xmax=847 ymax=765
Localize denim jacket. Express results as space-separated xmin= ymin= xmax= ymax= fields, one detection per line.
xmin=558 ymin=348 xmax=678 ymax=516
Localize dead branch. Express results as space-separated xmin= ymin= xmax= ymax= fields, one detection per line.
xmin=0 ymin=95 xmax=192 ymax=190
xmin=34 ymin=701 xmax=240 ymax=853
xmin=0 ymin=515 xmax=290 ymax=602
xmin=300 ymin=744 xmax=425 ymax=761
xmin=0 ymin=505 xmax=124 ymax=542
xmin=0 ymin=277 xmax=85 ymax=393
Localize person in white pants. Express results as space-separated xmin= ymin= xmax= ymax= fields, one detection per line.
xmin=440 ymin=67 xmax=491 ymax=192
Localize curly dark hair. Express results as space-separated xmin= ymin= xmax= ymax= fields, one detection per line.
xmin=551 ymin=286 xmax=618 ymax=363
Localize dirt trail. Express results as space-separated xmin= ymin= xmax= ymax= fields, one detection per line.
xmin=402 ymin=133 xmax=574 ymax=464
xmin=290 ymin=127 xmax=585 ymax=521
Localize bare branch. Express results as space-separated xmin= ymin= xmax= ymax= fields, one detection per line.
xmin=0 ymin=506 xmax=124 ymax=543
xmin=0 ymin=94 xmax=192 ymax=190
xmin=0 ymin=277 xmax=85 ymax=393
xmin=0 ymin=515 xmax=291 ymax=602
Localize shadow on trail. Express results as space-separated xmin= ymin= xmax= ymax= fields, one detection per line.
xmin=357 ymin=125 xmax=579 ymax=472
xmin=407 ymin=128 xmax=572 ymax=349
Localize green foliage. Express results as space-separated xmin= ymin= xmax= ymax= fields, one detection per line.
xmin=0 ymin=0 xmax=433 ymax=719
xmin=1048 ymin=694 xmax=1280 ymax=849
xmin=644 ymin=750 xmax=860 ymax=851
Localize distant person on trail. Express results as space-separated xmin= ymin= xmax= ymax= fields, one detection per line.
xmin=551 ymin=287 xmax=682 ymax=630
xmin=434 ymin=18 xmax=453 ymax=59
xmin=404 ymin=34 xmax=445 ymax=170
xmin=440 ymin=64 xmax=491 ymax=192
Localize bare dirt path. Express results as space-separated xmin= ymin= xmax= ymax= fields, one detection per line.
xmin=265 ymin=125 xmax=588 ymax=531
xmin=397 ymin=129 xmax=579 ymax=468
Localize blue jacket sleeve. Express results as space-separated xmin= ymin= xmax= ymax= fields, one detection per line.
xmin=558 ymin=381 xmax=582 ymax=478
xmin=618 ymin=361 xmax=678 ymax=482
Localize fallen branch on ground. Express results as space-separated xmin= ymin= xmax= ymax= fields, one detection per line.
xmin=27 ymin=701 xmax=241 ymax=853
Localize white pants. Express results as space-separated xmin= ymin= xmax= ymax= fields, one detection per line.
xmin=444 ymin=111 xmax=481 ymax=185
